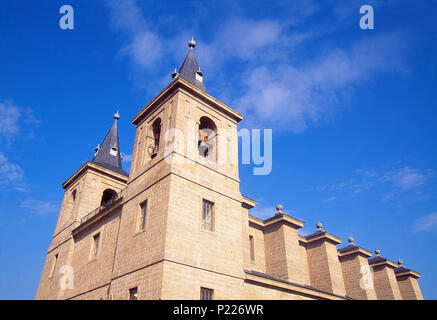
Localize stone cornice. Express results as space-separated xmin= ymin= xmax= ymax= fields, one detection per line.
xmin=242 ymin=195 xmax=256 ymax=209
xmin=244 ymin=270 xmax=349 ymax=300
xmin=395 ymin=269 xmax=421 ymax=279
xmin=394 ymin=266 xmax=421 ymax=279
xmin=305 ymin=230 xmax=342 ymax=245
xmin=368 ymin=256 xmax=398 ymax=269
xmin=132 ymin=77 xmax=243 ymax=127
xmin=61 ymin=162 xmax=129 ymax=190
xmin=263 ymin=213 xmax=304 ymax=229
xmin=338 ymin=245 xmax=372 ymax=258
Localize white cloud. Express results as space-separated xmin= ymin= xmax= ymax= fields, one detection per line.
xmin=20 ymin=199 xmax=58 ymax=216
xmin=104 ymin=0 xmax=163 ymax=69
xmin=198 ymin=18 xmax=284 ymax=66
xmin=0 ymin=152 xmax=28 ymax=191
xmin=122 ymin=152 xmax=132 ymax=163
xmin=0 ymin=100 xmax=40 ymax=143
xmin=383 ymin=166 xmax=429 ymax=191
xmin=316 ymin=178 xmax=373 ymax=194
xmin=0 ymin=101 xmax=21 ymax=140
xmin=235 ymin=31 xmax=409 ymax=131
xmin=104 ymin=0 xmax=146 ymax=33
xmin=103 ymin=2 xmax=411 ymax=133
xmin=315 ymin=166 xmax=431 ymax=200
xmin=121 ymin=31 xmax=163 ymax=68
xmin=413 ymin=212 xmax=437 ymax=232
xmin=355 ymin=169 xmax=378 ymax=177
xmin=323 ymin=196 xmax=336 ymax=202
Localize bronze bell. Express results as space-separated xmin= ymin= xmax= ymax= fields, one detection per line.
xmin=198 ymin=140 xmax=212 ymax=156
xmin=198 ymin=140 xmax=208 ymax=155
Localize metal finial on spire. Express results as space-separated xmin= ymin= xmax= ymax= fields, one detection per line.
xmin=188 ymin=36 xmax=196 ymax=48
xmin=172 ymin=68 xmax=178 ymax=79
xmin=91 ymin=112 xmax=128 ymax=177
xmin=178 ymin=37 xmax=206 ymax=91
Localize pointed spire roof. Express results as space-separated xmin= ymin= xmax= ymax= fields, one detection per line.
xmin=92 ymin=112 xmax=129 ymax=177
xmin=177 ymin=37 xmax=206 ymax=92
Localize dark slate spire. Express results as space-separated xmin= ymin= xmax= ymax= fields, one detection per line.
xmin=177 ymin=37 xmax=206 ymax=91
xmin=92 ymin=112 xmax=129 ymax=176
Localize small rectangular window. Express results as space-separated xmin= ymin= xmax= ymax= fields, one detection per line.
xmin=129 ymin=287 xmax=138 ymax=300
xmin=139 ymin=201 xmax=147 ymax=231
xmin=49 ymin=253 xmax=58 ymax=278
xmin=200 ymin=287 xmax=214 ymax=300
xmin=249 ymin=235 xmax=255 ymax=262
xmin=91 ymin=233 xmax=100 ymax=260
xmin=202 ymin=200 xmax=214 ymax=231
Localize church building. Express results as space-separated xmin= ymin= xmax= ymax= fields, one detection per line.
xmin=36 ymin=39 xmax=423 ymax=300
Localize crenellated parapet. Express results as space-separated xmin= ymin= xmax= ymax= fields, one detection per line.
xmin=247 ymin=204 xmax=424 ymax=300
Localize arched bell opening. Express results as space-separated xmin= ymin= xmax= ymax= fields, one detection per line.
xmin=100 ymin=189 xmax=118 ymax=207
xmin=198 ymin=116 xmax=217 ymax=162
xmin=151 ymin=118 xmax=162 ymax=159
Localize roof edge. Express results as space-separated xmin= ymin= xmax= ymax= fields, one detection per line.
xmin=132 ymin=77 xmax=243 ymax=126
xmin=62 ymin=162 xmax=129 ymax=190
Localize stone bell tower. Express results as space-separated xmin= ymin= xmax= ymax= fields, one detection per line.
xmin=36 ymin=113 xmax=129 ymax=299
xmin=107 ymin=38 xmax=253 ymax=299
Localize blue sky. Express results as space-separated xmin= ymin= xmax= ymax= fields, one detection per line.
xmin=0 ymin=0 xmax=436 ymax=299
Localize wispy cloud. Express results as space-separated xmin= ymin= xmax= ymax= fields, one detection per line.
xmin=104 ymin=0 xmax=164 ymax=69
xmin=323 ymin=196 xmax=337 ymax=202
xmin=413 ymin=212 xmax=437 ymax=232
xmin=315 ymin=166 xmax=432 ymax=201
xmin=0 ymin=100 xmax=40 ymax=144
xmin=121 ymin=152 xmax=132 ymax=163
xmin=0 ymin=101 xmax=20 ymax=141
xmin=383 ymin=166 xmax=430 ymax=191
xmin=0 ymin=152 xmax=28 ymax=192
xmin=316 ymin=178 xmax=373 ymax=195
xmin=20 ymin=199 xmax=58 ymax=216
xmin=234 ymin=31 xmax=410 ymax=131
xmin=197 ymin=18 xmax=286 ymax=70
xmin=103 ymin=1 xmax=412 ymax=132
